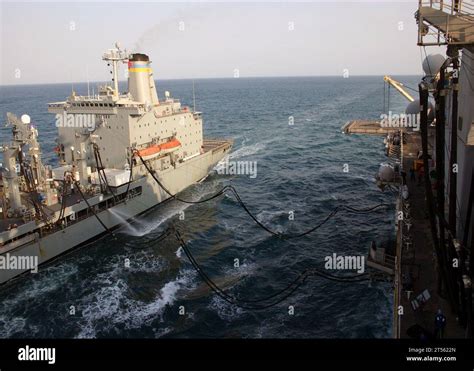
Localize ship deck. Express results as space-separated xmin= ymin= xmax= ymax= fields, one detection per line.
xmin=0 ymin=218 xmax=25 ymax=232
xmin=202 ymin=138 xmax=233 ymax=153
xmin=346 ymin=116 xmax=467 ymax=338
xmin=1 ymin=139 xmax=233 ymax=236
xmin=395 ymin=130 xmax=465 ymax=339
xmin=342 ymin=120 xmax=403 ymax=135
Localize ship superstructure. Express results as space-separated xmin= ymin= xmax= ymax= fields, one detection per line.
xmin=0 ymin=44 xmax=232 ymax=284
xmin=343 ymin=1 xmax=474 ymax=338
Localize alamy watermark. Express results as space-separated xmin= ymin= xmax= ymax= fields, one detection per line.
xmin=55 ymin=113 xmax=96 ymax=130
xmin=0 ymin=253 xmax=38 ymax=273
xmin=380 ymin=111 xmax=420 ymax=131
xmin=216 ymin=160 xmax=258 ymax=178
xmin=325 ymin=253 xmax=365 ymax=274
xmin=18 ymin=345 xmax=55 ymax=365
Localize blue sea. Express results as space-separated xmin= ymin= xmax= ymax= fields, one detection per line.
xmin=0 ymin=76 xmax=417 ymax=338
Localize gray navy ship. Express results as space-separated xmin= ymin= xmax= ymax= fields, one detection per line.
xmin=0 ymin=43 xmax=233 ymax=284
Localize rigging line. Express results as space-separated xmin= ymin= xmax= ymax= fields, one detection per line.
xmin=177 ymin=226 xmax=370 ymax=283
xmin=92 ymin=145 xmax=104 ymax=193
xmin=67 ymin=162 xmax=376 ymax=310
xmin=402 ymin=84 xmax=420 ymax=93
xmin=94 ymin=145 xmax=118 ymax=203
xmin=229 ymin=186 xmax=339 ymax=239
xmin=229 ymin=185 xmax=390 ymax=239
xmin=419 ymin=46 xmax=424 ymax=74
xmin=383 ymin=80 xmax=386 ymax=113
xmin=423 ymin=46 xmax=434 ymax=77
xmin=179 ymin=225 xmax=370 ymax=296
xmin=343 ymin=203 xmax=392 ymax=213
xmin=174 ymin=229 xmax=370 ymax=310
xmin=123 ymin=148 xmax=134 ymax=202
xmin=137 ymin=152 xmax=230 ymax=204
xmin=176 ymin=228 xmax=309 ymax=304
xmin=138 ymin=152 xmax=390 ymax=240
xmin=176 ymin=230 xmax=310 ymax=310
xmin=20 ymin=159 xmax=47 ymax=222
xmin=73 ymin=181 xmax=115 ymax=237
xmin=388 ymin=84 xmax=390 ymax=113
xmin=55 ymin=179 xmax=70 ymax=225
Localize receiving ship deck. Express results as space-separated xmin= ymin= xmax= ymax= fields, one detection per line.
xmin=395 ymin=130 xmax=466 ymax=339
xmin=345 ymin=117 xmax=467 ymax=338
xmin=342 ymin=120 xmax=402 ymax=135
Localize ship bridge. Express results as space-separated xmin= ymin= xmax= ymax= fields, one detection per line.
xmin=417 ymin=0 xmax=474 ymax=46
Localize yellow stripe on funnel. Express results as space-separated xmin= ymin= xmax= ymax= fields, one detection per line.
xmin=129 ymin=67 xmax=151 ymax=72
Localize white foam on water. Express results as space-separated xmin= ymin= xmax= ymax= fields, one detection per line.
xmin=374 ymin=283 xmax=394 ymax=338
xmin=219 ymin=219 xmax=247 ymax=234
xmin=153 ymin=326 xmax=173 ymax=338
xmin=213 ymin=152 xmax=232 ymax=173
xmin=0 ymin=262 xmax=78 ymax=338
xmin=352 ymin=174 xmax=376 ymax=184
xmin=257 ymin=209 xmax=284 ymax=222
xmin=209 ymin=295 xmax=244 ymax=321
xmin=228 ymin=142 xmax=266 ymax=160
xmin=125 ymin=250 xmax=166 ymax=273
xmin=205 ymin=262 xmax=256 ymax=321
xmin=0 ymin=317 xmax=27 ymax=338
xmin=76 ymin=267 xmax=196 ymax=338
xmin=0 ymin=263 xmax=78 ymax=310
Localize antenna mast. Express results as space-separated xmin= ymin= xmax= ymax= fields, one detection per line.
xmin=102 ymin=42 xmax=129 ymax=98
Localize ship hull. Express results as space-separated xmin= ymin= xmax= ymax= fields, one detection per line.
xmin=0 ymin=142 xmax=231 ymax=285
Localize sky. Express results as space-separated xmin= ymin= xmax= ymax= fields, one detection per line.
xmin=0 ymin=1 xmax=445 ymax=85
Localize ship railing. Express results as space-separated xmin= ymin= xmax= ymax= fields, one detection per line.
xmin=418 ymin=0 xmax=474 ymax=45
xmin=203 ymin=138 xmax=232 ymax=143
xmin=36 ymin=185 xmax=142 ymax=239
xmin=420 ymin=0 xmax=474 ymax=16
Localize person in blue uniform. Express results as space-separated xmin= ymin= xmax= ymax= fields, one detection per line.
xmin=434 ymin=309 xmax=446 ymax=338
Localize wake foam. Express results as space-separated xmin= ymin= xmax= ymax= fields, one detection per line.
xmin=76 ymin=267 xmax=196 ymax=338
xmin=229 ymin=142 xmax=266 ymax=160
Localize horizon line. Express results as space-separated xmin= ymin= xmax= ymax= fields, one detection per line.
xmin=0 ymin=73 xmax=422 ymax=88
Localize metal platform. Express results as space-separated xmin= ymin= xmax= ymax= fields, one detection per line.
xmin=342 ymin=120 xmax=400 ymax=135
xmin=418 ymin=1 xmax=474 ymax=46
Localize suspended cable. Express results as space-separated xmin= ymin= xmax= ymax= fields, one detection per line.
xmin=123 ymin=148 xmax=134 ymax=202
xmin=73 ymin=152 xmax=388 ymax=310
xmin=74 ymin=181 xmax=115 ymax=237
xmin=93 ymin=144 xmax=118 ymax=203
xmin=137 ymin=153 xmax=391 ymax=240
xmin=174 ymin=228 xmax=372 ymax=310
xmin=137 ymin=152 xmax=230 ymax=204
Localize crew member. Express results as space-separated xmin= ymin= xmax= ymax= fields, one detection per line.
xmin=434 ymin=309 xmax=447 ymax=338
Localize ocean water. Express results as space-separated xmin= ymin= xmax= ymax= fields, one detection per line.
xmin=0 ymin=76 xmax=418 ymax=338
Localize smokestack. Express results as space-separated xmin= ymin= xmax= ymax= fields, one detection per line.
xmin=128 ymin=53 xmax=159 ymax=105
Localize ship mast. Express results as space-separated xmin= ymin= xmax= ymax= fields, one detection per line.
xmin=102 ymin=42 xmax=129 ymax=98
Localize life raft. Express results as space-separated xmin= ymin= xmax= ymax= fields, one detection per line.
xmin=136 ymin=138 xmax=181 ymax=160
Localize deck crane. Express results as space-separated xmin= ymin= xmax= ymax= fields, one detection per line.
xmin=383 ymin=75 xmax=415 ymax=102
